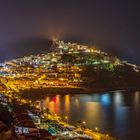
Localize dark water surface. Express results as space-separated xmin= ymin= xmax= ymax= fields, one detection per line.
xmin=38 ymin=90 xmax=140 ymax=140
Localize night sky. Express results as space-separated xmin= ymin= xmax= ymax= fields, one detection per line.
xmin=0 ymin=0 xmax=140 ymax=65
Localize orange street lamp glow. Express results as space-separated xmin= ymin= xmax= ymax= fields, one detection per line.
xmin=95 ymin=127 xmax=98 ymax=131
xmin=82 ymin=121 xmax=86 ymax=125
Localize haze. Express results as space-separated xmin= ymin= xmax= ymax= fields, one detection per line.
xmin=0 ymin=0 xmax=140 ymax=65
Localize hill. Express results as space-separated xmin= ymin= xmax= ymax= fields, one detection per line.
xmin=0 ymin=40 xmax=140 ymax=94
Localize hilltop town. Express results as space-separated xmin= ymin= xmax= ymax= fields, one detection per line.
xmin=0 ymin=40 xmax=140 ymax=94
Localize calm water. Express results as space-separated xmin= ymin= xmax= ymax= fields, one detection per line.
xmin=38 ymin=90 xmax=140 ymax=140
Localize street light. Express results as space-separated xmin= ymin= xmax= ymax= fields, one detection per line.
xmin=82 ymin=121 xmax=86 ymax=129
xmin=106 ymin=134 xmax=109 ymax=137
xmin=95 ymin=127 xmax=98 ymax=132
xmin=82 ymin=121 xmax=86 ymax=125
xmin=65 ymin=116 xmax=68 ymax=123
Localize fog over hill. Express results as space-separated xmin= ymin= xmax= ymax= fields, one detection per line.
xmin=0 ymin=37 xmax=139 ymax=66
xmin=0 ymin=38 xmax=52 ymax=62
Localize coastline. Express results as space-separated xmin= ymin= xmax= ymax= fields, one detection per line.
xmin=19 ymin=86 xmax=140 ymax=100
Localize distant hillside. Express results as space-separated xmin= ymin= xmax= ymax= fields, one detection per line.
xmin=0 ymin=40 xmax=140 ymax=94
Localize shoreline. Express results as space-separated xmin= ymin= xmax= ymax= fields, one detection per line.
xmin=19 ymin=86 xmax=140 ymax=100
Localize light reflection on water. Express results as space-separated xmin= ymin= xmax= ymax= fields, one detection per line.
xmin=38 ymin=90 xmax=140 ymax=140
